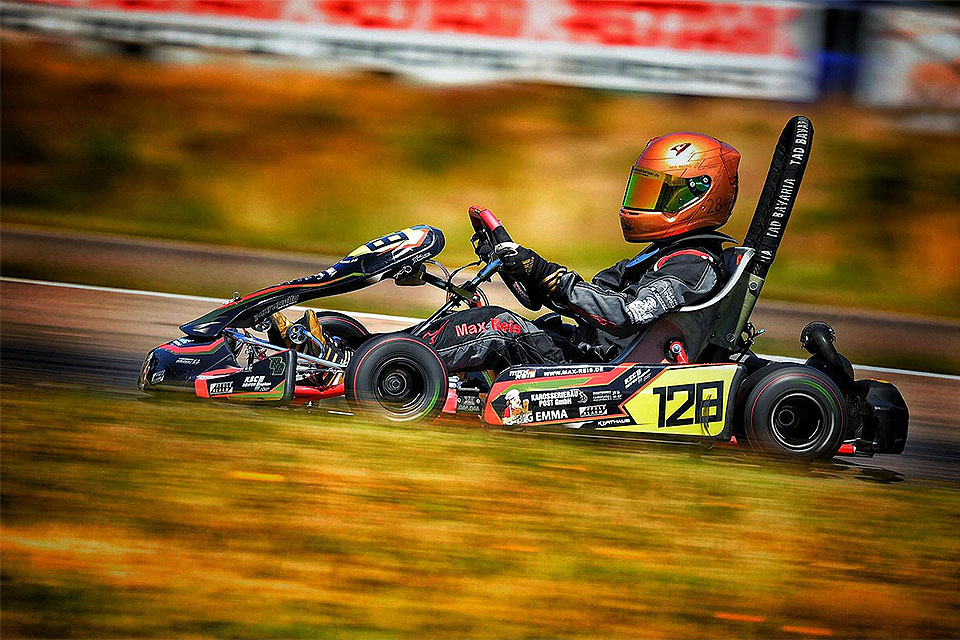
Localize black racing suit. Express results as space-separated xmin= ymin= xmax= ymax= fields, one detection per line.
xmin=416 ymin=230 xmax=731 ymax=372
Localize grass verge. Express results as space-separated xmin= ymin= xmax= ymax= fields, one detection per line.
xmin=2 ymin=385 xmax=958 ymax=638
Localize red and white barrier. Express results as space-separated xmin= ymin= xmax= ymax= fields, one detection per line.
xmin=2 ymin=0 xmax=822 ymax=99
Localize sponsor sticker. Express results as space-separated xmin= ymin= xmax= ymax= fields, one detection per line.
xmin=151 ymin=370 xmax=165 ymax=384
xmin=254 ymin=294 xmax=299 ymax=321
xmin=533 ymin=409 xmax=569 ymax=422
xmin=529 ymin=388 xmax=588 ymax=407
xmin=268 ymin=356 xmax=286 ymax=376
xmin=542 ymin=366 xmax=603 ymax=377
xmin=209 ymin=381 xmax=233 ymax=395
xmin=578 ymin=404 xmax=607 ymax=418
xmin=596 ymin=417 xmax=633 ymax=428
xmin=175 ymin=357 xmax=201 ymax=365
xmin=508 ymin=368 xmax=536 ymax=380
xmin=454 ymin=317 xmax=523 ymax=337
xmin=502 ymin=388 xmax=532 ymax=426
xmin=591 ymin=389 xmax=622 ymax=402
xmin=623 ymin=367 xmax=652 ymax=390
xmin=242 ymin=375 xmax=272 ymax=391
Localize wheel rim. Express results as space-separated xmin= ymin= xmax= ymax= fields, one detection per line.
xmin=769 ymin=392 xmax=829 ymax=451
xmin=372 ymin=359 xmax=430 ymax=418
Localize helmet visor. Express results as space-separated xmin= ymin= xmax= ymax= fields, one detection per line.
xmin=622 ymin=167 xmax=710 ymax=214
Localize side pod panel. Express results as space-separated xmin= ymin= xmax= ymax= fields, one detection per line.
xmin=195 ymin=348 xmax=297 ymax=405
xmin=484 ymin=362 xmax=744 ymax=441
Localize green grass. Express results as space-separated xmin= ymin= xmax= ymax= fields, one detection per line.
xmin=2 ymin=385 xmax=958 ymax=638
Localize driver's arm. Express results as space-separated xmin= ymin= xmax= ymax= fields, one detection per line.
xmin=552 ymin=252 xmax=721 ymax=335
xmin=492 ymin=242 xmax=569 ymax=310
xmin=498 ymin=244 xmax=720 ymax=335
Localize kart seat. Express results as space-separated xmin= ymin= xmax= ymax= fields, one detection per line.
xmin=611 ymin=245 xmax=757 ymax=364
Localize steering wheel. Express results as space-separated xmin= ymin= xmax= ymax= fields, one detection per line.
xmin=468 ymin=206 xmax=538 ymax=310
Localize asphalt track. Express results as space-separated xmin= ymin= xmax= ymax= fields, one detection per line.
xmin=5 ymin=224 xmax=960 ymax=373
xmin=2 ymin=277 xmax=958 ymax=484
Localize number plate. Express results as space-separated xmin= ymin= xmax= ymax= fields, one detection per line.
xmin=615 ymin=365 xmax=739 ymax=436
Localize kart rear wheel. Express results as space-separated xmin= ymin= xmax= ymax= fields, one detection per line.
xmin=344 ymin=334 xmax=447 ymax=422
xmin=742 ymin=365 xmax=846 ymax=460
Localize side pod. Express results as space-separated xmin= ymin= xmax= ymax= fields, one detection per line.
xmin=195 ymin=348 xmax=297 ymax=405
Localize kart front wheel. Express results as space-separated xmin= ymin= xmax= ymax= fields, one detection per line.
xmin=742 ymin=365 xmax=846 ymax=460
xmin=313 ymin=311 xmax=370 ymax=350
xmin=344 ymin=334 xmax=448 ymax=422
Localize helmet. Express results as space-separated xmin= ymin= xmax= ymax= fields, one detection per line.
xmin=619 ymin=132 xmax=740 ymax=242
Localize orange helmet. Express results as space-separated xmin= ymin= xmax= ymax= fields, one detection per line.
xmin=619 ymin=132 xmax=740 ymax=242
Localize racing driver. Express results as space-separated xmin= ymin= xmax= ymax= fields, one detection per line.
xmin=415 ymin=131 xmax=741 ymax=372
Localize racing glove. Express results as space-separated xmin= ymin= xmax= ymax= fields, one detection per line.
xmin=473 ymin=234 xmax=494 ymax=263
xmin=494 ymin=242 xmax=569 ymax=301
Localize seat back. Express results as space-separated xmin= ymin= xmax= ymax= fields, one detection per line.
xmin=613 ymin=246 xmax=755 ymax=364
xmin=614 ymin=115 xmax=814 ymax=364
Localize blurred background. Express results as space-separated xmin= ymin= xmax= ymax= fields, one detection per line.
xmin=2 ymin=0 xmax=958 ymax=319
xmin=3 ymin=3 xmax=960 ymax=638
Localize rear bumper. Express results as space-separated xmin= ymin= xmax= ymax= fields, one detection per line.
xmin=847 ymin=379 xmax=909 ymax=455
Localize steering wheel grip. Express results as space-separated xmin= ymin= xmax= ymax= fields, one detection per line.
xmin=468 ymin=205 xmax=511 ymax=245
xmin=467 ymin=206 xmax=538 ymax=311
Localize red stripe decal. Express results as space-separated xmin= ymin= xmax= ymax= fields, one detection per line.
xmin=162 ymin=338 xmax=225 ymax=354
xmin=655 ymin=249 xmax=710 ymax=270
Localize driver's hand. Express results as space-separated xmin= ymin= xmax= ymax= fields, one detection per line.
xmin=495 ymin=242 xmax=568 ymax=300
xmin=472 ymin=233 xmax=494 ymax=263
xmin=494 ymin=242 xmax=542 ymax=278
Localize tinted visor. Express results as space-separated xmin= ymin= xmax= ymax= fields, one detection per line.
xmin=622 ymin=167 xmax=710 ymax=214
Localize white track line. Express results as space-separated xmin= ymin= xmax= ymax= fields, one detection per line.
xmin=4 ymin=276 xmax=958 ymax=382
xmin=0 ymin=276 xmax=423 ymax=324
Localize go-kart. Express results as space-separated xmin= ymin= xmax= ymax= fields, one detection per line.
xmin=139 ymin=116 xmax=908 ymax=460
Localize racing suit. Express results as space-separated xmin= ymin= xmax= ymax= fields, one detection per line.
xmin=416 ymin=230 xmax=731 ymax=372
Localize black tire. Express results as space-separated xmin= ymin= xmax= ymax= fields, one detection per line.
xmin=344 ymin=334 xmax=448 ymax=422
xmin=312 ymin=311 xmax=370 ymax=350
xmin=741 ymin=365 xmax=846 ymax=460
xmin=138 ymin=349 xmax=158 ymax=393
xmin=267 ymin=311 xmax=370 ymax=350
